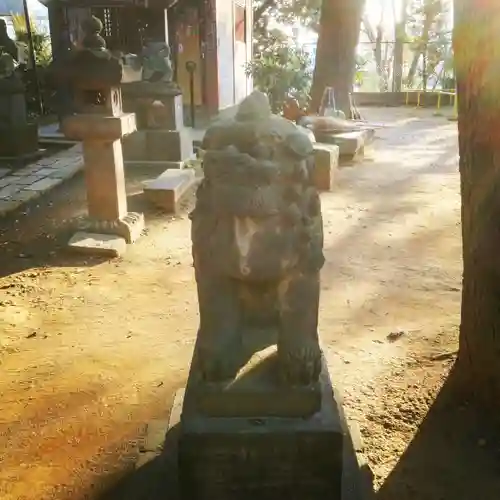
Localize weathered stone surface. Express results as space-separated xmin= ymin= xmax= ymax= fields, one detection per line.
xmin=0 ymin=199 xmax=20 ymax=216
xmin=190 ymin=346 xmax=322 ymax=418
xmin=9 ymin=189 xmax=38 ymax=203
xmin=140 ymin=420 xmax=170 ymax=453
xmin=315 ymin=129 xmax=375 ymax=160
xmin=62 ymin=113 xmax=136 ymax=141
xmin=78 ymin=212 xmax=145 ymax=244
xmin=0 ymin=145 xmax=83 ymax=217
xmin=0 ymin=123 xmax=38 ymax=159
xmin=179 ymin=356 xmax=344 ymax=500
xmin=146 ymin=129 xmax=193 ymax=162
xmin=191 ymin=90 xmax=324 ymax=386
xmin=0 ymin=175 xmax=20 ymax=189
xmin=135 ymin=451 xmax=160 ymax=469
xmin=143 ymin=169 xmax=196 ymax=213
xmin=25 ymin=176 xmax=61 ymax=193
xmin=82 ymin=140 xmax=128 ymax=221
xmin=0 ymin=182 xmax=21 ymax=199
xmin=0 ymin=168 xmax=10 ymax=178
xmin=68 ymin=231 xmax=126 ymax=257
xmin=313 ymin=143 xmax=339 ymax=191
xmin=15 ymin=174 xmax=47 ymax=185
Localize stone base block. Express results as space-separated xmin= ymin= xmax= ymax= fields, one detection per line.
xmin=315 ymin=129 xmax=374 ymax=162
xmin=122 ymin=130 xmax=147 ymax=162
xmin=68 ymin=231 xmax=126 ymax=257
xmin=125 ymin=160 xmax=186 ymax=169
xmin=0 ymin=123 xmax=38 ymax=159
xmin=313 ymin=143 xmax=339 ymax=191
xmin=178 ymin=357 xmax=344 ymax=500
xmin=146 ymin=129 xmax=193 ymax=163
xmin=77 ymin=212 xmax=144 ymax=244
xmin=143 ymin=169 xmax=196 ymax=213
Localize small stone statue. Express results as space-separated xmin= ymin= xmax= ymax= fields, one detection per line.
xmin=190 ymin=90 xmax=325 ymax=386
xmin=141 ymin=41 xmax=173 ymax=83
xmin=81 ymin=16 xmax=107 ymax=54
xmin=0 ymin=52 xmax=16 ymax=79
xmin=0 ymin=20 xmax=18 ymax=62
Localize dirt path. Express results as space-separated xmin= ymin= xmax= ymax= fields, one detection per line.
xmin=2 ymin=108 xmax=495 ymax=500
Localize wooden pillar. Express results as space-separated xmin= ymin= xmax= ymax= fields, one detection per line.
xmin=203 ymin=0 xmax=219 ymax=116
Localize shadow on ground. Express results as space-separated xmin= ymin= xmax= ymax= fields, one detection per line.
xmin=0 ymin=166 xmax=184 ymax=279
xmin=376 ymin=366 xmax=500 ymax=500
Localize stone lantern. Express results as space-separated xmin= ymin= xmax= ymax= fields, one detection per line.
xmin=51 ymin=16 xmax=144 ymax=255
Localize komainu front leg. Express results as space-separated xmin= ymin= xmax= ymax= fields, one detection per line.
xmin=277 ymin=271 xmax=322 ymax=385
xmin=195 ymin=270 xmax=242 ymax=381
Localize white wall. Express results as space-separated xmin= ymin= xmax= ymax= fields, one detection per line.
xmin=216 ymin=0 xmax=235 ymax=110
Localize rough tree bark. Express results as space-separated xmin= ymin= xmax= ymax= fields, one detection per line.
xmin=309 ymin=0 xmax=365 ymax=118
xmin=454 ymin=0 xmax=500 ymax=404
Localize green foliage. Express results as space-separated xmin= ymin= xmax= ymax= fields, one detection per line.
xmin=11 ymin=13 xmax=52 ymax=67
xmin=245 ymin=29 xmax=311 ymax=114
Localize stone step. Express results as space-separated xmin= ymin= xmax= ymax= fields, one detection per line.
xmin=143 ymin=169 xmax=197 ymax=213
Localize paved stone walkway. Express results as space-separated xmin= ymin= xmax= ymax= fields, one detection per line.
xmin=0 ymin=145 xmax=83 ymax=217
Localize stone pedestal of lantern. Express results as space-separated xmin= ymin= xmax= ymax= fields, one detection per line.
xmin=51 ymin=16 xmax=144 ymax=256
xmin=0 ymin=67 xmax=39 ymax=163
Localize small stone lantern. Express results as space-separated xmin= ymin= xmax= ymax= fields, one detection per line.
xmin=51 ymin=17 xmax=144 ymax=254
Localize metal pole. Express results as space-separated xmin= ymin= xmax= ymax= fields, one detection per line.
xmin=22 ymin=0 xmax=44 ymax=115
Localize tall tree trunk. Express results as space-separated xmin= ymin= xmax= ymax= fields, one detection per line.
xmin=455 ymin=0 xmax=500 ymax=404
xmin=392 ymin=0 xmax=408 ymax=92
xmin=405 ymin=0 xmax=439 ymax=88
xmin=310 ymin=0 xmax=365 ymax=117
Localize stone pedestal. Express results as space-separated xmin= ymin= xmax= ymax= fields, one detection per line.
xmin=122 ymin=81 xmax=195 ymax=211
xmin=178 ymin=352 xmax=344 ymax=500
xmin=122 ymin=82 xmax=194 ymax=168
xmin=63 ymin=110 xmax=144 ymax=248
xmin=0 ymin=75 xmax=39 ymax=162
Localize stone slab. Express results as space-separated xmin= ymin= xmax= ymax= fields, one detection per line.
xmin=143 ymin=169 xmax=196 ymax=213
xmin=68 ymin=232 xmax=126 ymax=257
xmin=313 ymin=143 xmax=340 ymax=191
xmin=15 ymin=174 xmax=48 ymax=186
xmin=315 ymin=129 xmax=375 ymax=161
xmin=146 ymin=129 xmax=193 ymax=163
xmin=179 ymin=356 xmax=344 ymax=500
xmin=0 ymin=183 xmax=22 ymax=199
xmin=62 ymin=113 xmax=136 ymax=141
xmin=24 ymin=176 xmax=61 ymax=193
xmin=0 ymin=199 xmax=21 ymax=216
xmin=0 ymin=176 xmax=20 ymax=189
xmin=9 ymin=189 xmax=39 ymax=203
xmin=188 ymin=346 xmax=322 ymax=418
xmin=124 ymin=160 xmax=185 ymax=169
xmin=0 ymin=168 xmax=11 ymax=179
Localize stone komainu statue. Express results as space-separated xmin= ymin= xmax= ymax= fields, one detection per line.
xmin=190 ymin=91 xmax=325 ymax=385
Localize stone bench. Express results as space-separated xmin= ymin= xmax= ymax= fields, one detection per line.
xmin=315 ymin=128 xmax=375 ymax=163
xmin=312 ymin=143 xmax=339 ymax=191
xmin=143 ymin=168 xmax=197 ymax=213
